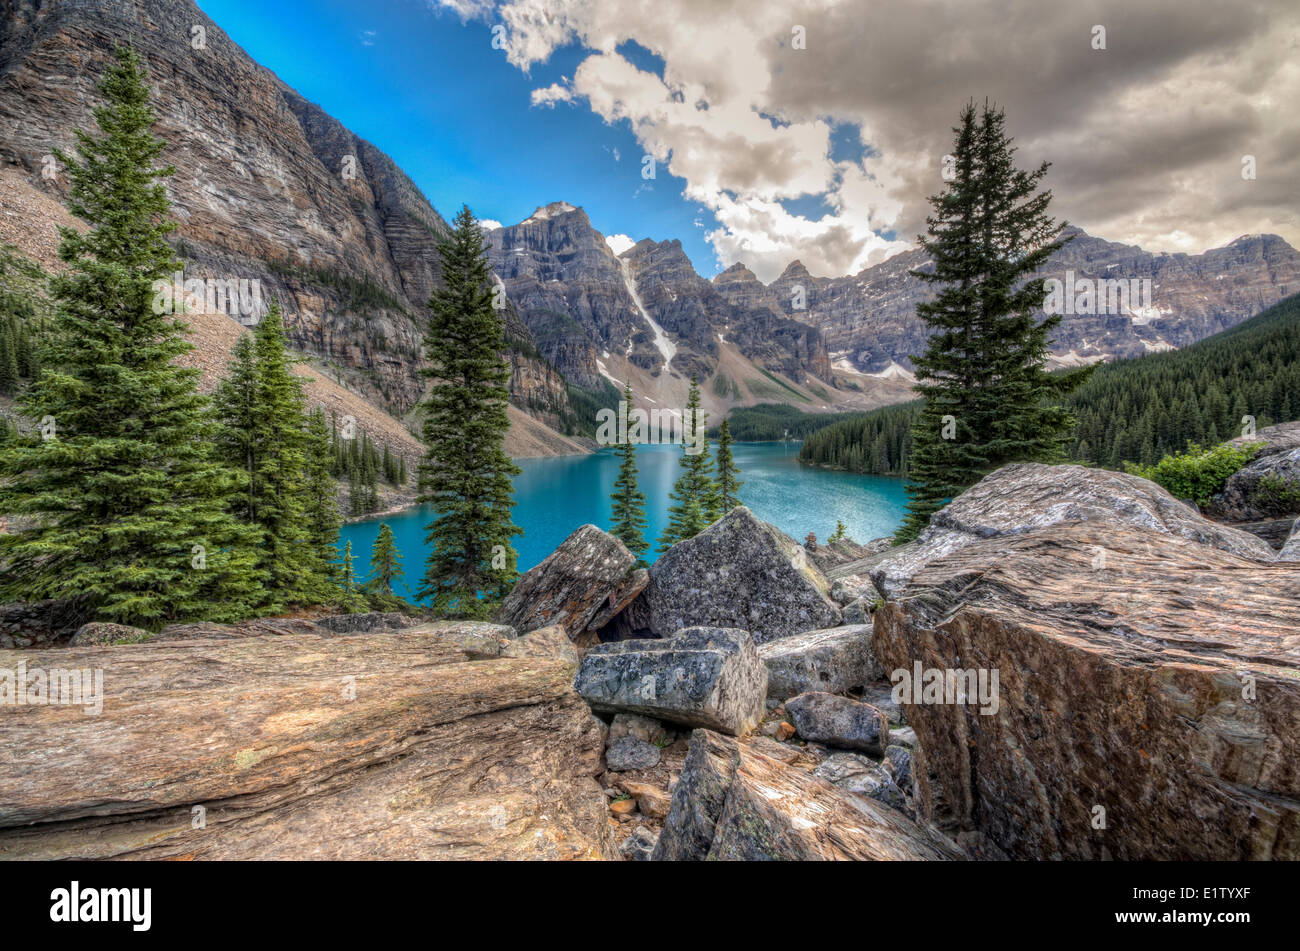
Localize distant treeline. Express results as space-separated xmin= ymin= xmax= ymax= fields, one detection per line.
xmin=714 ymin=403 xmax=864 ymax=441
xmin=797 ymin=400 xmax=921 ymax=475
xmin=796 ymin=292 xmax=1300 ymax=474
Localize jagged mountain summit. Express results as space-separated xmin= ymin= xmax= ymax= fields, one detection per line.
xmin=484 ymin=201 xmax=843 ymax=414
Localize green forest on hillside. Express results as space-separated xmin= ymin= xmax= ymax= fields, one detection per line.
xmin=793 ymin=292 xmax=1300 ymax=475
xmin=713 ymin=403 xmax=864 ymax=441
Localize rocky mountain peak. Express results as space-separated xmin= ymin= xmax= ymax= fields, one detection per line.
xmin=778 ymin=260 xmax=814 ymax=283
xmin=713 ymin=262 xmax=761 ymax=285
xmin=521 ymin=201 xmax=585 ymax=224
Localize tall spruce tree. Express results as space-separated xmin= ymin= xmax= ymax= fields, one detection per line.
xmin=895 ymin=101 xmax=1093 ymax=542
xmin=213 ymin=300 xmax=325 ymax=605
xmin=416 ymin=205 xmax=521 ymax=617
xmin=658 ymin=378 xmax=717 ymax=551
xmin=609 ymin=380 xmax=649 ymax=562
xmin=302 ymin=407 xmax=342 ymax=600
xmin=0 ymin=48 xmax=262 ymax=626
xmin=711 ymin=418 xmax=742 ymax=518
xmin=213 ymin=333 xmax=259 ymax=523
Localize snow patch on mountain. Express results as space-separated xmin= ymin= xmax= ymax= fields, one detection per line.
xmin=619 ymin=257 xmax=677 ymax=372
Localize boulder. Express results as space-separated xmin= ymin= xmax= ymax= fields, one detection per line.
xmin=314 ymin=611 xmax=422 ymax=634
xmin=757 ymin=624 xmax=879 ymax=700
xmin=784 ymin=692 xmax=889 ymax=755
xmin=0 ymin=630 xmax=616 ymax=860
xmin=605 ymin=736 xmax=661 ymax=772
xmin=494 ymin=525 xmax=635 ymax=638
xmin=867 ymin=464 xmax=1275 ymax=598
xmin=68 ymin=622 xmax=152 ymax=647
xmin=574 ymin=627 xmax=767 ymax=736
xmin=641 ymin=507 xmax=841 ymax=640
xmin=652 ymin=730 xmax=957 ymax=860
xmin=874 ymin=517 xmax=1300 ymax=860
xmin=1207 ymin=446 xmax=1300 ymax=524
xmin=501 ymin=624 xmax=581 ymax=667
xmin=1279 ymin=518 xmax=1300 ymax=563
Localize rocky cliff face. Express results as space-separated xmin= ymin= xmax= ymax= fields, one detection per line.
xmin=763 ymin=228 xmax=1300 ymax=375
xmin=488 ymin=204 xmax=834 ymax=396
xmin=0 ymin=0 xmax=578 ymax=432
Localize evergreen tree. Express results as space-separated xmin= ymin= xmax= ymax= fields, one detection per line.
xmin=302 ymin=407 xmax=342 ymax=600
xmin=214 ymin=300 xmax=323 ymax=605
xmin=366 ymin=522 xmax=404 ymax=597
xmin=609 ymin=380 xmax=649 ymax=561
xmin=896 ymin=101 xmax=1093 ymax=542
xmin=213 ymin=333 xmax=259 ymax=523
xmin=416 ymin=205 xmax=522 ymax=617
xmin=711 ymin=418 xmax=743 ymax=517
xmin=0 ymin=324 xmax=17 ymax=395
xmin=0 ymin=48 xmax=262 ymax=627
xmin=658 ymin=378 xmax=717 ymax=551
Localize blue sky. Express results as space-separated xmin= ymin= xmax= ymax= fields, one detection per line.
xmin=195 ymin=0 xmax=725 ymax=274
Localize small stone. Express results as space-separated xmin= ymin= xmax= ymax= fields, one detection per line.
xmin=608 ymin=713 xmax=672 ymax=746
xmin=619 ymin=825 xmax=658 ymax=861
xmin=619 ymin=780 xmax=671 ymax=820
xmin=610 ymin=797 xmax=637 ymax=816
xmin=605 ymin=735 xmax=661 ymax=772
xmin=785 ymin=692 xmax=889 ymax=755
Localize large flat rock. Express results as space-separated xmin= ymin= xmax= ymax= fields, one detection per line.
xmin=0 ymin=630 xmax=615 ymax=860
xmin=642 ymin=507 xmax=841 ymax=641
xmin=495 ymin=524 xmax=635 ymax=638
xmin=867 ymin=463 xmax=1275 ymax=598
xmin=652 ymin=730 xmax=957 ymax=860
xmin=574 ymin=627 xmax=767 ymax=735
xmin=873 ymin=520 xmax=1300 ymax=860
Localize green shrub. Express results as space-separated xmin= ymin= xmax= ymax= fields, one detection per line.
xmin=1123 ymin=442 xmax=1261 ymax=506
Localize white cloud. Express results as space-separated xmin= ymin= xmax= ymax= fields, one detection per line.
xmin=479 ymin=219 xmax=503 ymax=231
xmin=437 ymin=0 xmax=1300 ymax=279
xmin=529 ymin=81 xmax=573 ymax=108
xmin=605 ymin=233 xmax=635 ymax=255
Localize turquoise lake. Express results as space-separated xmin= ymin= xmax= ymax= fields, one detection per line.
xmin=339 ymin=441 xmax=908 ymax=602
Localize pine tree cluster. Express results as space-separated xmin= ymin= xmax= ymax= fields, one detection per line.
xmin=326 ymin=416 xmax=406 ymax=517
